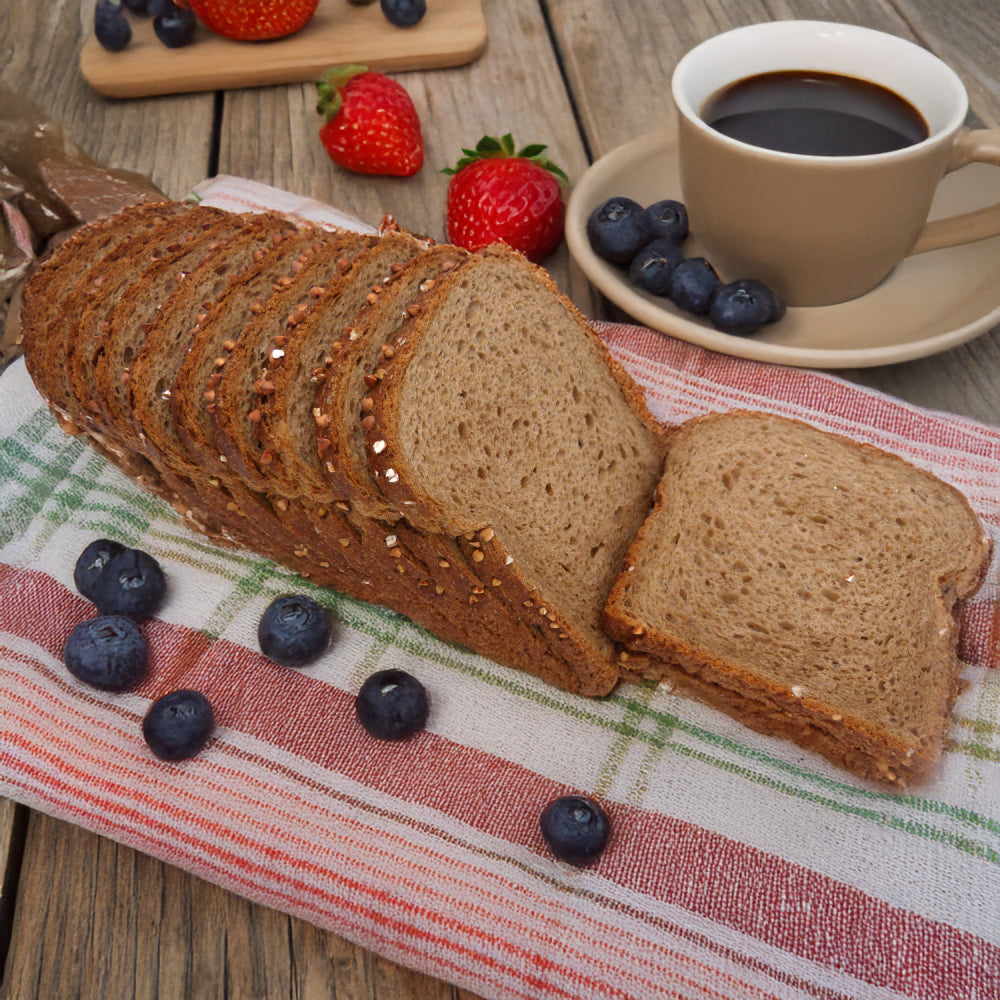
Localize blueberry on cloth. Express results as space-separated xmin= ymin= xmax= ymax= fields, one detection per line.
xmin=73 ymin=538 xmax=127 ymax=602
xmin=153 ymin=1 xmax=196 ymax=47
xmin=709 ymin=279 xmax=778 ymax=336
xmin=540 ymin=795 xmax=611 ymax=867
xmin=64 ymin=615 xmax=148 ymax=692
xmin=142 ymin=690 xmax=215 ymax=761
xmin=380 ymin=0 xmax=427 ymax=27
xmin=643 ymin=199 xmax=689 ymax=245
xmin=627 ymin=238 xmax=684 ymax=296
xmin=668 ymin=257 xmax=721 ymax=315
xmin=586 ymin=196 xmax=653 ymax=265
xmin=92 ymin=547 xmax=167 ymax=618
xmin=355 ymin=669 xmax=429 ymax=741
xmin=258 ymin=594 xmax=332 ymax=667
xmin=94 ymin=0 xmax=132 ymax=52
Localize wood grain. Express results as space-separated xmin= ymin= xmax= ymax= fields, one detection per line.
xmin=213 ymin=0 xmax=599 ymax=308
xmin=80 ymin=0 xmax=487 ymax=99
xmin=0 ymin=0 xmax=214 ymax=200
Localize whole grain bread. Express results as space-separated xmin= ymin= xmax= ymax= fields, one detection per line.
xmin=257 ymin=232 xmax=426 ymax=504
xmin=21 ymin=201 xmax=195 ymax=432
xmin=209 ymin=232 xmax=378 ymax=492
xmin=69 ymin=207 xmax=240 ymax=438
xmin=364 ymin=244 xmax=669 ymax=695
xmin=602 ymin=410 xmax=992 ymax=787
xmin=96 ymin=211 xmax=293 ymax=450
xmin=18 ymin=204 xmax=992 ymax=773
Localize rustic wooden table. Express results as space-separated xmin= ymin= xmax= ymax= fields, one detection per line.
xmin=3 ymin=0 xmax=1000 ymax=996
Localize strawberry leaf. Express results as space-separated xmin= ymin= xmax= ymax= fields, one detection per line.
xmin=442 ymin=134 xmax=570 ymax=183
xmin=316 ymin=64 xmax=368 ymax=122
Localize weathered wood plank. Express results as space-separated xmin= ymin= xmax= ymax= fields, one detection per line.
xmin=0 ymin=799 xmax=27 ymax=981
xmin=215 ymin=0 xmax=598 ymax=307
xmin=1 ymin=0 xmax=214 ymax=199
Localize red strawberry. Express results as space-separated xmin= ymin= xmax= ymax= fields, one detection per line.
xmin=186 ymin=0 xmax=318 ymax=41
xmin=316 ymin=65 xmax=424 ymax=177
xmin=444 ymin=134 xmax=568 ymax=262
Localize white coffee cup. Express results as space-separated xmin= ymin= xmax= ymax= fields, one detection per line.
xmin=672 ymin=21 xmax=1000 ymax=306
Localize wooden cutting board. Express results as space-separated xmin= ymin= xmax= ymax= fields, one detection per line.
xmin=80 ymin=0 xmax=486 ymax=98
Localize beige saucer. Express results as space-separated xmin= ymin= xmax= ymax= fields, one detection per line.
xmin=565 ymin=129 xmax=1000 ymax=368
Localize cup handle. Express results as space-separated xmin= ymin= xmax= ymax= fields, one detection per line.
xmin=910 ymin=127 xmax=1000 ymax=255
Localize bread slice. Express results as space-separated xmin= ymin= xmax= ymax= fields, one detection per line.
xmin=209 ymin=232 xmax=379 ymax=492
xmin=95 ymin=211 xmax=294 ymax=450
xmin=129 ymin=220 xmax=303 ymax=476
xmin=21 ymin=201 xmax=194 ymax=432
xmin=303 ymin=245 xmax=588 ymax=690
xmin=602 ymin=410 xmax=992 ymax=787
xmin=315 ymin=243 xmax=468 ymax=520
xmin=227 ymin=234 xmax=569 ymax=676
xmin=256 ymin=232 xmax=426 ymax=504
xmin=68 ymin=207 xmax=239 ymax=438
xmin=364 ymin=245 xmax=668 ymax=695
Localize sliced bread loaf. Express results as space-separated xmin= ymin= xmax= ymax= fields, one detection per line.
xmin=602 ymin=410 xmax=992 ymax=787
xmin=73 ymin=209 xmax=246 ymax=438
xmin=364 ymin=244 xmax=668 ymax=695
xmin=96 ymin=211 xmax=294 ymax=450
xmin=314 ymin=243 xmax=468 ymax=521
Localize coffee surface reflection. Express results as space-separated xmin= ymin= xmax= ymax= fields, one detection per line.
xmin=701 ymin=70 xmax=929 ymax=156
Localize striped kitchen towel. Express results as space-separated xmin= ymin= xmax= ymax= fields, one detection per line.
xmin=2 ymin=179 xmax=1000 ymax=1000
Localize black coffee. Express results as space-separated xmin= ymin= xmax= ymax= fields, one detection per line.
xmin=701 ymin=70 xmax=929 ymax=156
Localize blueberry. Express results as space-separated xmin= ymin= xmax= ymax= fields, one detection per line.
xmin=627 ymin=238 xmax=684 ymax=296
xmin=380 ymin=0 xmax=426 ymax=27
xmin=738 ymin=278 xmax=786 ymax=323
xmin=709 ymin=279 xmax=776 ymax=336
xmin=92 ymin=547 xmax=167 ymax=618
xmin=74 ymin=538 xmax=127 ymax=602
xmin=153 ymin=1 xmax=196 ymax=47
xmin=122 ymin=0 xmax=148 ymax=12
xmin=258 ymin=594 xmax=332 ymax=667
xmin=643 ymin=199 xmax=689 ymax=245
xmin=586 ymin=196 xmax=653 ymax=266
xmin=64 ymin=615 xmax=148 ymax=692
xmin=668 ymin=257 xmax=721 ymax=315
xmin=94 ymin=0 xmax=132 ymax=51
xmin=539 ymin=795 xmax=611 ymax=867
xmin=142 ymin=689 xmax=215 ymax=761
xmin=355 ymin=669 xmax=429 ymax=740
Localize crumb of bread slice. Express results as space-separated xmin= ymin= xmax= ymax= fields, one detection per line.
xmin=602 ymin=410 xmax=992 ymax=787
xmin=365 ymin=244 xmax=668 ymax=696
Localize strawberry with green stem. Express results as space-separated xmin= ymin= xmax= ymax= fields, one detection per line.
xmin=316 ymin=65 xmax=424 ymax=177
xmin=444 ymin=134 xmax=569 ymax=262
